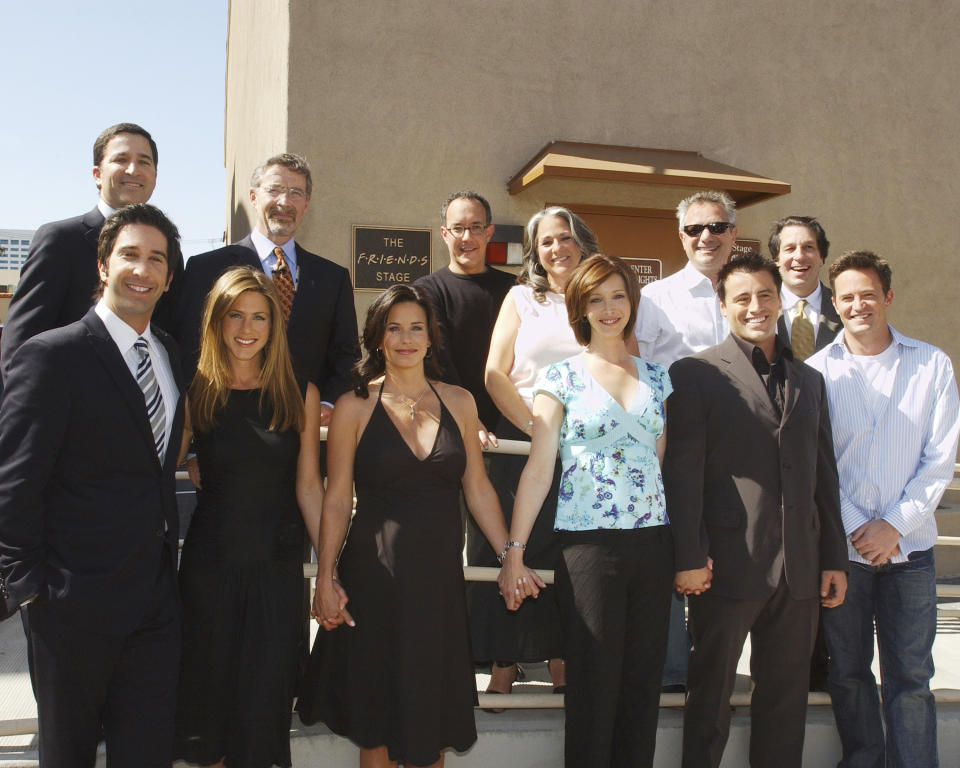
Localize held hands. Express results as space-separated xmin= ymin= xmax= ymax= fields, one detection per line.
xmin=850 ymin=520 xmax=900 ymax=565
xmin=312 ymin=577 xmax=355 ymax=631
xmin=497 ymin=549 xmax=546 ymax=611
xmin=319 ymin=403 xmax=334 ymax=427
xmin=674 ymin=557 xmax=714 ymax=596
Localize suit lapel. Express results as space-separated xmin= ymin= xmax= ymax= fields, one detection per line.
xmin=816 ymin=284 xmax=842 ymax=350
xmin=718 ymin=336 xmax=780 ymax=424
xmin=83 ymin=312 xmax=162 ymax=466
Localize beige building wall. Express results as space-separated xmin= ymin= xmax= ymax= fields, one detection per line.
xmin=226 ymin=0 xmax=960 ymax=367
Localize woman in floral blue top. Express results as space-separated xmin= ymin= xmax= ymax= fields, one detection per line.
xmin=500 ymin=254 xmax=674 ymax=767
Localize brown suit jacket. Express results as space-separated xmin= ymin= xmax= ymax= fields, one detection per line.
xmin=665 ymin=335 xmax=847 ymax=601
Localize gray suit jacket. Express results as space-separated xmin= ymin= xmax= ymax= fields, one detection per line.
xmin=665 ymin=335 xmax=847 ymax=601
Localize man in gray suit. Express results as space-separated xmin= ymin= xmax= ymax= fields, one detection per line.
xmin=666 ymin=251 xmax=848 ymax=768
xmin=769 ymin=216 xmax=841 ymax=360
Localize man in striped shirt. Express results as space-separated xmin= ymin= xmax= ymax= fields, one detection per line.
xmin=807 ymin=250 xmax=960 ymax=768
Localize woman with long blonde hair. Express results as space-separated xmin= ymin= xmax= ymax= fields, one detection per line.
xmin=174 ymin=266 xmax=324 ymax=768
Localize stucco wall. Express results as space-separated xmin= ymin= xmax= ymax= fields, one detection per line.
xmin=229 ymin=0 xmax=960 ymax=366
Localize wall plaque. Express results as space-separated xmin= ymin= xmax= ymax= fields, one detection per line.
xmin=621 ymin=257 xmax=662 ymax=287
xmin=353 ymin=226 xmax=431 ymax=291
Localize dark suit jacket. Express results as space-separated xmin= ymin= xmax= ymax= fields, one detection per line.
xmin=175 ymin=235 xmax=359 ymax=402
xmin=665 ymin=335 xmax=847 ymax=601
xmin=0 ymin=310 xmax=184 ymax=632
xmin=0 ymin=207 xmax=185 ymax=384
xmin=777 ymin=282 xmax=841 ymax=354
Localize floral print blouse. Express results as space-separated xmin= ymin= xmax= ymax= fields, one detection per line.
xmin=535 ymin=354 xmax=672 ymax=531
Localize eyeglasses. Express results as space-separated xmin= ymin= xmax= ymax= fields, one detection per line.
xmin=681 ymin=222 xmax=735 ymax=237
xmin=260 ymin=184 xmax=307 ymax=202
xmin=443 ymin=223 xmax=488 ymax=237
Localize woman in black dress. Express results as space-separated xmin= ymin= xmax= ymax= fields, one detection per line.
xmin=297 ymin=284 xmax=539 ymax=768
xmin=174 ymin=267 xmax=324 ymax=768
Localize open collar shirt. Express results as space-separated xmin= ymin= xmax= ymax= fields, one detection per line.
xmin=806 ymin=326 xmax=960 ymax=564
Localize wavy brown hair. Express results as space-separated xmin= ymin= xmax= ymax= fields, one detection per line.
xmin=189 ymin=266 xmax=304 ymax=433
xmin=352 ymin=284 xmax=442 ymax=398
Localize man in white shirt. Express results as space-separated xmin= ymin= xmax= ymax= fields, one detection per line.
xmin=807 ymin=250 xmax=960 ymax=768
xmin=634 ymin=189 xmax=738 ymax=365
xmin=634 ymin=189 xmax=739 ymax=690
xmin=769 ymin=216 xmax=841 ymax=361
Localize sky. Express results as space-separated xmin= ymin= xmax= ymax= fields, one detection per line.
xmin=1 ymin=1 xmax=228 ymax=256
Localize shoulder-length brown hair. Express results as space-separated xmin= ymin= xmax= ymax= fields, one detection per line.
xmin=565 ymin=253 xmax=641 ymax=345
xmin=189 ymin=266 xmax=304 ymax=433
xmin=352 ymin=284 xmax=442 ymax=398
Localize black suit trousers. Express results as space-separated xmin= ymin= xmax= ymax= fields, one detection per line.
xmin=682 ymin=577 xmax=818 ymax=768
xmin=27 ymin=547 xmax=180 ymax=768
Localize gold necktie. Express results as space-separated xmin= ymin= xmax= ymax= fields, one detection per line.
xmin=791 ymin=299 xmax=815 ymax=361
xmin=272 ymin=247 xmax=295 ymax=325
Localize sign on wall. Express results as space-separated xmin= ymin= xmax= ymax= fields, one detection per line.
xmin=352 ymin=226 xmax=432 ymax=291
xmin=621 ymin=257 xmax=662 ymax=287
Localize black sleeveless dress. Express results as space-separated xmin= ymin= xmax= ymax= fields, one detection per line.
xmin=297 ymin=386 xmax=478 ymax=767
xmin=175 ymin=388 xmax=304 ymax=768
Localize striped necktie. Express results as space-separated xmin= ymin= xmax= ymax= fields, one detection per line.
xmin=135 ymin=337 xmax=166 ymax=460
xmin=272 ymin=247 xmax=295 ymax=325
xmin=791 ymin=299 xmax=815 ymax=361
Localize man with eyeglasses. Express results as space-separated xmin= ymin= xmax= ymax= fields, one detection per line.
xmin=414 ymin=190 xmax=514 ymax=449
xmin=176 ymin=152 xmax=359 ymax=417
xmin=633 ymin=189 xmax=739 ymax=692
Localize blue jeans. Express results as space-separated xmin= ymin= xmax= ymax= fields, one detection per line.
xmin=822 ymin=548 xmax=938 ymax=768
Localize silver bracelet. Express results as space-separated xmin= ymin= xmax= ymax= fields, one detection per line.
xmin=497 ymin=540 xmax=526 ymax=564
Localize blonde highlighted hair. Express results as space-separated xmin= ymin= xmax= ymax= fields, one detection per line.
xmin=189 ymin=266 xmax=304 ymax=433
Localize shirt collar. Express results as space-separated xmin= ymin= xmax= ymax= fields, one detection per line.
xmin=781 ymin=281 xmax=822 ymax=313
xmin=680 ymin=261 xmax=717 ymax=294
xmin=825 ymin=324 xmax=917 ymax=358
xmin=730 ymin=331 xmax=792 ymax=368
xmin=250 ymin=228 xmax=297 ymax=274
xmin=97 ymin=198 xmax=116 ymax=220
xmin=94 ymin=299 xmax=158 ymax=355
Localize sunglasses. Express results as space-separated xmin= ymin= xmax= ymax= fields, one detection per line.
xmin=682 ymin=222 xmax=735 ymax=237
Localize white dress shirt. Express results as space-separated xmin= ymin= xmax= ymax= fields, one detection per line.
xmin=95 ymin=300 xmax=177 ymax=457
xmin=807 ymin=327 xmax=960 ymax=564
xmin=634 ymin=261 xmax=728 ymax=366
xmin=780 ymin=283 xmax=823 ymax=343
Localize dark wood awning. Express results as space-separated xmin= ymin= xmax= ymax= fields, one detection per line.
xmin=507 ymin=140 xmax=790 ymax=207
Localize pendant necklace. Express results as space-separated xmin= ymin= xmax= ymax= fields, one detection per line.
xmin=388 ymin=380 xmax=429 ymax=420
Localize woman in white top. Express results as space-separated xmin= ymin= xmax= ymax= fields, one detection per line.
xmin=465 ymin=207 xmax=599 ymax=704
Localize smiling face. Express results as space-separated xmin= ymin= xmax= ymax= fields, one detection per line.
xmin=776 ymin=224 xmax=823 ymax=297
xmin=585 ymin=273 xmax=631 ymax=343
xmin=536 ymin=214 xmax=582 ymax=292
xmin=720 ymin=268 xmax=781 ymax=358
xmin=832 ymin=267 xmax=893 ymax=351
xmin=441 ymin=197 xmax=494 ymax=275
xmin=221 ymin=290 xmax=271 ymax=365
xmin=98 ymin=223 xmax=171 ymax=333
xmin=92 ymin=133 xmax=157 ymax=208
xmin=679 ymin=201 xmax=738 ymax=281
xmin=381 ymin=301 xmax=431 ymax=372
xmin=249 ymin=165 xmax=311 ymax=245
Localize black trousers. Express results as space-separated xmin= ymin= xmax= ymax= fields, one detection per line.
xmin=683 ymin=576 xmax=818 ymax=768
xmin=26 ymin=551 xmax=180 ymax=768
xmin=556 ymin=526 xmax=674 ymax=768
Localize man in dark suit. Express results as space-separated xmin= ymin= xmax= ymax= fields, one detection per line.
xmin=176 ymin=152 xmax=358 ymax=421
xmin=0 ymin=204 xmax=185 ymax=766
xmin=665 ymin=251 xmax=848 ymax=768
xmin=0 ymin=123 xmax=183 ymax=383
xmin=769 ymin=216 xmax=841 ymax=360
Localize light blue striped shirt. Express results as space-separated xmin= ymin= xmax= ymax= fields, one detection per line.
xmin=807 ymin=327 xmax=960 ymax=564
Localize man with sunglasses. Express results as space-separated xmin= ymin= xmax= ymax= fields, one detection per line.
xmin=634 ymin=190 xmax=738 ymax=366
xmin=634 ymin=189 xmax=739 ymax=691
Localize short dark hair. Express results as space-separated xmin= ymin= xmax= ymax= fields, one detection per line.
xmin=768 ymin=216 xmax=829 ymax=261
xmin=250 ymin=153 xmax=312 ymax=198
xmin=828 ymin=250 xmax=892 ymax=294
xmin=93 ymin=123 xmax=157 ymax=167
xmin=440 ymin=190 xmax=492 ymax=226
xmin=565 ymin=254 xmax=640 ymax=345
xmin=717 ymin=250 xmax=782 ymax=303
xmin=352 ymin=284 xmax=442 ymax=398
xmin=96 ymin=205 xmax=181 ymax=297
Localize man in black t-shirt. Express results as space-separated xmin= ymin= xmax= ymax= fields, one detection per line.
xmin=414 ymin=190 xmax=514 ymax=447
